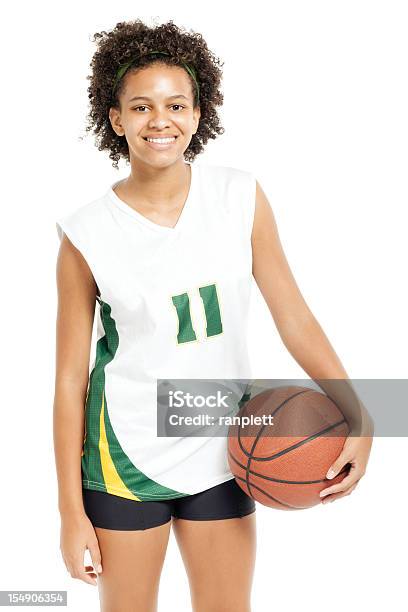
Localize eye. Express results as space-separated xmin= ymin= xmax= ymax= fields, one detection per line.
xmin=131 ymin=104 xmax=185 ymax=112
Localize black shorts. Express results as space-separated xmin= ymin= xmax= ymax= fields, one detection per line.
xmin=82 ymin=477 xmax=256 ymax=531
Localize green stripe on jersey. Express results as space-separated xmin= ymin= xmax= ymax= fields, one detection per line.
xmin=172 ymin=292 xmax=197 ymax=344
xmin=199 ymin=284 xmax=223 ymax=337
xmin=82 ymin=297 xmax=190 ymax=501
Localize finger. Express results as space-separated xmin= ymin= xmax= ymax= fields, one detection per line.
xmin=85 ymin=573 xmax=98 ymax=580
xmin=326 ymin=453 xmax=352 ymax=480
xmin=322 ymin=481 xmax=359 ymax=504
xmin=84 ymin=565 xmax=98 ymax=578
xmin=322 ymin=485 xmax=357 ymax=504
xmin=66 ymin=560 xmax=98 ymax=586
xmin=322 ymin=483 xmax=357 ymax=504
xmin=70 ymin=566 xmax=98 ymax=586
xmin=320 ymin=470 xmax=361 ymax=498
xmin=88 ymin=541 xmax=103 ymax=575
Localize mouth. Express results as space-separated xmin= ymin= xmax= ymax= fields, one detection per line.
xmin=143 ymin=135 xmax=179 ymax=150
xmin=143 ymin=135 xmax=178 ymax=142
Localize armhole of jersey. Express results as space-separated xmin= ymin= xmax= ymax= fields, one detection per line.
xmin=56 ymin=218 xmax=102 ymax=299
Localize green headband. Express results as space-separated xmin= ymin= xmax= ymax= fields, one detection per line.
xmin=111 ymin=50 xmax=200 ymax=102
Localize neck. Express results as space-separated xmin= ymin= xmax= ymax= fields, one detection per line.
xmin=124 ymin=159 xmax=191 ymax=207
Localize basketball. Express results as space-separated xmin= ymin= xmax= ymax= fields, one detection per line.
xmin=228 ymin=385 xmax=351 ymax=510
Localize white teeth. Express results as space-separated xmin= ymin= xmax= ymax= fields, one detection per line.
xmin=146 ymin=137 xmax=176 ymax=143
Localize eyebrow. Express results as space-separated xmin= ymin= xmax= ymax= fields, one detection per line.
xmin=128 ymin=94 xmax=189 ymax=103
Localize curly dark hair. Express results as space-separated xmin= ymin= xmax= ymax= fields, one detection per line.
xmin=83 ymin=19 xmax=225 ymax=169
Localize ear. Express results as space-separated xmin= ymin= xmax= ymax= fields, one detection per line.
xmin=109 ymin=107 xmax=125 ymax=137
xmin=193 ymin=106 xmax=201 ymax=134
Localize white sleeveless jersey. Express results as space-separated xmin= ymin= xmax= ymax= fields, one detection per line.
xmin=56 ymin=162 xmax=256 ymax=501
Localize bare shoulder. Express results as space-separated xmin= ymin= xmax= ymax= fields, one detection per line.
xmin=56 ymin=233 xmax=99 ymax=302
xmin=251 ymin=179 xmax=280 ymax=246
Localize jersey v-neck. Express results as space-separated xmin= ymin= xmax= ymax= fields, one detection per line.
xmin=107 ymin=161 xmax=197 ymax=234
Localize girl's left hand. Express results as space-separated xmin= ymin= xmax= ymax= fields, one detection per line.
xmin=319 ymin=435 xmax=373 ymax=504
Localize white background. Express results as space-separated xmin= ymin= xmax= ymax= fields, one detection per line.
xmin=0 ymin=2 xmax=407 ymax=610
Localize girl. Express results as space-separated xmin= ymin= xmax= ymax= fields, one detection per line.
xmin=54 ymin=19 xmax=373 ymax=612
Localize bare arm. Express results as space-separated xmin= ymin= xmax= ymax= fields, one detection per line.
xmin=251 ymin=180 xmax=349 ymax=378
xmin=251 ymin=181 xmax=373 ymax=503
xmin=251 ymin=180 xmax=373 ymax=435
xmin=54 ymin=233 xmax=102 ymax=585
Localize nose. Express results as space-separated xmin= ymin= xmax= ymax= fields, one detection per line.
xmin=148 ymin=108 xmax=171 ymax=130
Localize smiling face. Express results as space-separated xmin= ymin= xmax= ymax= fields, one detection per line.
xmin=109 ymin=62 xmax=201 ymax=169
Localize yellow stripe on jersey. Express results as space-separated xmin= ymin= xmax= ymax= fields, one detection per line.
xmin=98 ymin=390 xmax=140 ymax=501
